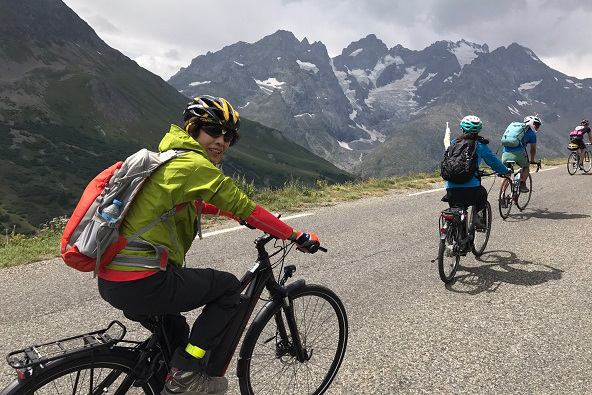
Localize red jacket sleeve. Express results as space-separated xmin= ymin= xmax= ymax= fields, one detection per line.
xmin=243 ymin=205 xmax=294 ymax=240
xmin=198 ymin=201 xmax=240 ymax=220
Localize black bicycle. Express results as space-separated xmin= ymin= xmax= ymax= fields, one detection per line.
xmin=2 ymin=232 xmax=348 ymax=395
xmin=437 ymin=172 xmax=494 ymax=283
xmin=498 ymin=160 xmax=542 ymax=219
xmin=567 ymin=143 xmax=592 ymax=175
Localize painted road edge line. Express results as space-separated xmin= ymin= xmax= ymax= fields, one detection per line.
xmin=408 ymin=187 xmax=446 ymax=196
xmin=200 ymin=212 xmax=314 ymax=239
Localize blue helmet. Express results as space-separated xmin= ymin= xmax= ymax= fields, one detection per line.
xmin=460 ymin=115 xmax=482 ymax=133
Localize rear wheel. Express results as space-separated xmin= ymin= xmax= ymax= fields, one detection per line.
xmin=2 ymin=349 xmax=159 ymax=395
xmin=583 ymin=150 xmax=592 ymax=173
xmin=471 ymin=202 xmax=492 ymax=256
xmin=516 ymin=174 xmax=532 ymax=210
xmin=498 ymin=178 xmax=513 ymax=219
xmin=438 ymin=223 xmax=461 ymax=283
xmin=567 ymin=152 xmax=579 ymax=175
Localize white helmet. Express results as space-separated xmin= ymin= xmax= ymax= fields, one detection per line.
xmin=523 ymin=115 xmax=542 ymax=125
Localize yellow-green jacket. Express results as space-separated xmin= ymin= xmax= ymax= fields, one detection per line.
xmin=105 ymin=124 xmax=256 ymax=271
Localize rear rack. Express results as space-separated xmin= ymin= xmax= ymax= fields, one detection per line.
xmin=7 ymin=321 xmax=126 ymax=369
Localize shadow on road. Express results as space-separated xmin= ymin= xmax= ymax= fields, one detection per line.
xmin=502 ymin=207 xmax=590 ymax=222
xmin=445 ymin=250 xmax=563 ymax=295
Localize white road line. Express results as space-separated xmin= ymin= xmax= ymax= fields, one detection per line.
xmin=200 ymin=212 xmax=314 ymax=238
xmin=538 ymin=166 xmax=558 ymax=172
xmin=408 ymin=187 xmax=446 ymax=196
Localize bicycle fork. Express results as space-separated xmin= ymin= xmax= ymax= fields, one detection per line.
xmin=275 ymin=267 xmax=309 ymax=363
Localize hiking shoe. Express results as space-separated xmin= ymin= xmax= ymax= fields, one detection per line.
xmin=519 ymin=182 xmax=529 ymax=193
xmin=161 ymin=368 xmax=228 ymax=395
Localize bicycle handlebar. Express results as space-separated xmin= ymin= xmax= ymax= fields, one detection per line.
xmin=255 ymin=230 xmax=327 ymax=254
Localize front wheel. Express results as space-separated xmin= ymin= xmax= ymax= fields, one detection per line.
xmin=238 ymin=284 xmax=348 ymax=395
xmin=1 ymin=349 xmax=160 ymax=395
xmin=471 ymin=201 xmax=492 ymax=256
xmin=498 ymin=178 xmax=513 ymax=219
xmin=516 ymin=174 xmax=533 ymax=210
xmin=567 ymin=152 xmax=579 ymax=175
xmin=583 ymin=151 xmax=592 ymax=173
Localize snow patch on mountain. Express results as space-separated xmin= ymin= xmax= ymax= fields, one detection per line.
xmin=338 ymin=140 xmax=353 ymax=150
xmin=352 ymin=123 xmax=387 ymax=143
xmin=349 ymin=55 xmax=403 ymax=88
xmin=449 ymin=41 xmax=484 ymax=69
xmin=332 ymin=60 xmax=363 ymax=120
xmin=518 ymin=80 xmax=542 ymax=92
xmin=365 ymin=67 xmax=425 ymax=109
xmin=349 ymin=48 xmax=363 ymax=57
xmin=189 ymin=81 xmax=211 ymax=86
xmin=297 ymin=60 xmax=319 ymax=74
xmin=255 ymin=78 xmax=286 ymax=94
xmin=508 ymin=105 xmax=520 ymax=115
xmin=525 ymin=49 xmax=542 ymax=63
xmin=417 ymin=73 xmax=437 ymax=86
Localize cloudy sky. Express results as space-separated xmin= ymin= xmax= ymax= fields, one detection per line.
xmin=62 ymin=0 xmax=592 ymax=81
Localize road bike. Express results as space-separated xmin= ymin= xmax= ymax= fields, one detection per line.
xmin=498 ymin=160 xmax=542 ymax=219
xmin=437 ymin=172 xmax=494 ymax=284
xmin=1 ymin=232 xmax=348 ymax=395
xmin=567 ymin=143 xmax=592 ymax=175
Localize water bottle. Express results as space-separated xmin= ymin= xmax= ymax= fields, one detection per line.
xmin=101 ymin=199 xmax=122 ymax=223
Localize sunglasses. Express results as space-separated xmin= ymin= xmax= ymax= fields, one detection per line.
xmin=201 ymin=125 xmax=236 ymax=143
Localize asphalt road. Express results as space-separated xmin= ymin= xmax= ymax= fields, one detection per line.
xmin=0 ymin=165 xmax=590 ymax=394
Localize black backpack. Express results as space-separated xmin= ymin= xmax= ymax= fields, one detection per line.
xmin=441 ymin=139 xmax=479 ymax=184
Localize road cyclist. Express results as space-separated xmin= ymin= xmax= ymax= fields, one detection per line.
xmin=568 ymin=119 xmax=592 ymax=172
xmin=501 ymin=115 xmax=540 ymax=193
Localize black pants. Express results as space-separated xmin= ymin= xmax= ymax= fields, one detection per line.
xmin=444 ymin=186 xmax=488 ymax=212
xmin=98 ymin=266 xmax=240 ymax=370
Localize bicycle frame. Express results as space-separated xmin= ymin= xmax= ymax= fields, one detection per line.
xmin=205 ymin=233 xmax=307 ymax=377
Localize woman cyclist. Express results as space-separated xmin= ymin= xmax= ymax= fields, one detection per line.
xmin=97 ymin=95 xmax=320 ymax=395
xmin=444 ymin=115 xmax=509 ymax=229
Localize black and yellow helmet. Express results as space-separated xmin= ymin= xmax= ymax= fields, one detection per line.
xmin=183 ymin=95 xmax=241 ymax=132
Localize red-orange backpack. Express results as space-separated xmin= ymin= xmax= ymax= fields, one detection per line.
xmin=60 ymin=149 xmax=189 ymax=277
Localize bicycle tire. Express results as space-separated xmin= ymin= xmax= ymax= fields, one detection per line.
xmin=438 ymin=223 xmax=461 ymax=283
xmin=516 ymin=174 xmax=532 ymax=210
xmin=471 ymin=201 xmax=492 ymax=256
xmin=498 ymin=178 xmax=513 ymax=219
xmin=567 ymin=152 xmax=578 ymax=175
xmin=1 ymin=348 xmax=160 ymax=395
xmin=238 ymin=284 xmax=348 ymax=395
xmin=584 ymin=150 xmax=592 ymax=173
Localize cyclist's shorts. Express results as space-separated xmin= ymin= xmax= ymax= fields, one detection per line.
xmin=502 ymin=150 xmax=529 ymax=168
xmin=570 ymin=137 xmax=586 ymax=149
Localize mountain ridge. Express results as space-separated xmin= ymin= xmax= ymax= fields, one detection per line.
xmin=169 ymin=29 xmax=592 ymax=175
